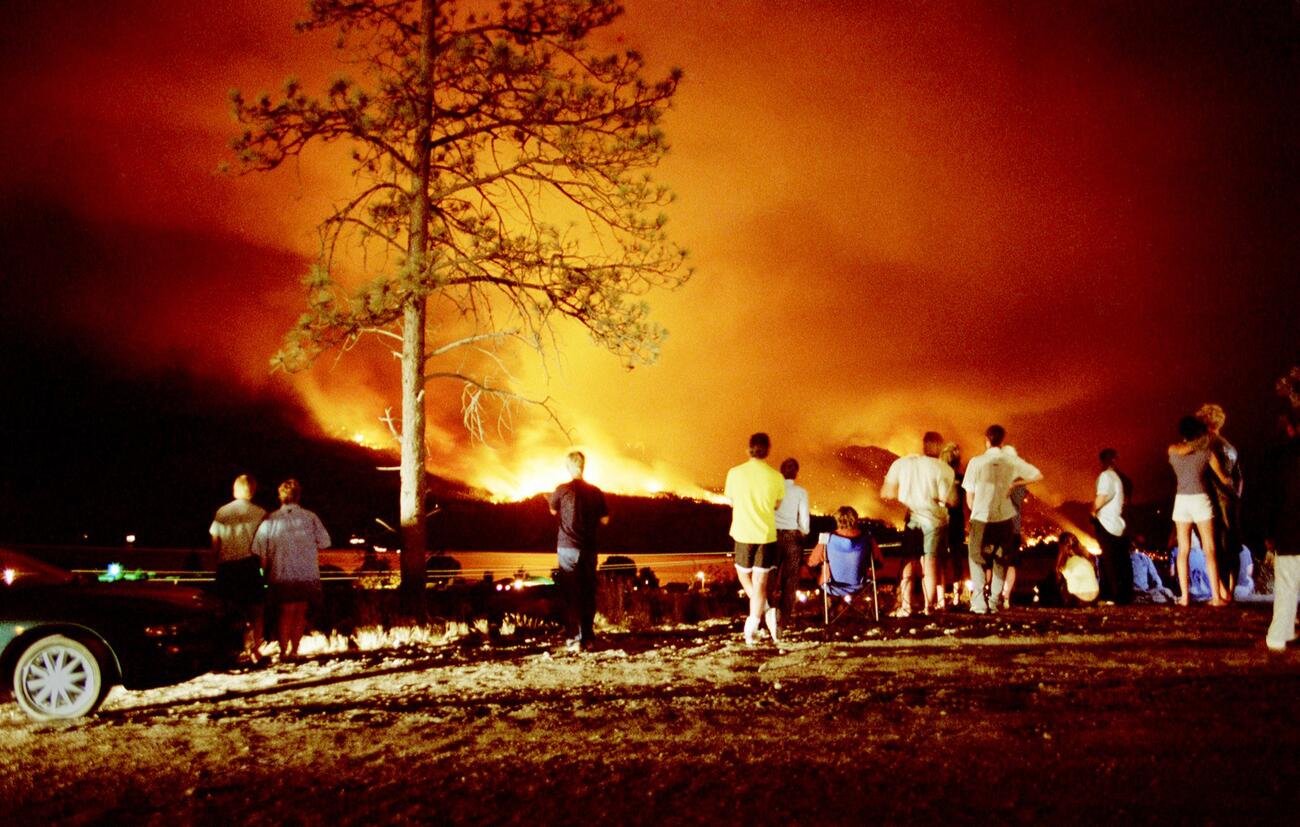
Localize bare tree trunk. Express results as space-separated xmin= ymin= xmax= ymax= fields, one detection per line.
xmin=399 ymin=297 xmax=428 ymax=610
xmin=398 ymin=0 xmax=438 ymax=613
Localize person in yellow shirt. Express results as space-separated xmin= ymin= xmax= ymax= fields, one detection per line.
xmin=724 ymin=432 xmax=786 ymax=644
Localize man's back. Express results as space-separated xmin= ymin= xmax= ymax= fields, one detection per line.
xmin=965 ymin=447 xmax=1041 ymax=523
xmin=884 ymin=455 xmax=954 ymax=526
xmin=211 ymin=499 xmax=267 ymax=563
xmin=253 ymin=504 xmax=330 ymax=582
xmin=725 ymin=459 xmax=784 ymax=544
xmin=549 ymin=478 xmax=608 ymax=550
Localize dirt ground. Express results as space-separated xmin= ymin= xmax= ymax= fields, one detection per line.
xmin=2 ymin=602 xmax=1298 ymax=825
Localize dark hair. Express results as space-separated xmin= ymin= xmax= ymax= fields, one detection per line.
xmin=985 ymin=424 xmax=1006 ymax=446
xmin=1177 ymin=416 xmax=1206 ymax=442
xmin=923 ymin=431 xmax=944 ymax=457
xmin=1099 ymin=448 xmax=1118 ymax=466
xmin=779 ymin=458 xmax=799 ymax=479
xmin=748 ymin=432 xmax=771 ymax=459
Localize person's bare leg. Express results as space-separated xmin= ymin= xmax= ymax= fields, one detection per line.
xmin=1175 ymin=522 xmax=1192 ymax=606
xmin=753 ymin=568 xmax=778 ymax=641
xmin=280 ymin=602 xmax=307 ymax=658
xmin=895 ymin=560 xmax=915 ymax=616
xmin=1198 ymin=522 xmax=1227 ymax=607
xmin=277 ymin=604 xmax=292 ymax=658
xmin=247 ymin=606 xmax=265 ymax=662
xmin=1001 ymin=565 xmax=1017 ymax=609
xmin=736 ymin=566 xmax=763 ymax=642
xmin=921 ymin=555 xmax=938 ymax=613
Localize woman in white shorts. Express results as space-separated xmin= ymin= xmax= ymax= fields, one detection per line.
xmin=1168 ymin=416 xmax=1232 ymax=606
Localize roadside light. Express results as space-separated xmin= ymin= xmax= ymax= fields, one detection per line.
xmin=125 ymin=534 xmax=136 ymax=545
xmin=106 ymin=563 xmax=123 ymax=581
xmin=3 ymin=568 xmax=14 ymax=586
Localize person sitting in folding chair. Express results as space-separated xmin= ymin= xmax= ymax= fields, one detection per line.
xmin=809 ymin=506 xmax=882 ymax=624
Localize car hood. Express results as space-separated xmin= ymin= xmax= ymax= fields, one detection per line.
xmin=3 ymin=579 xmax=224 ymax=620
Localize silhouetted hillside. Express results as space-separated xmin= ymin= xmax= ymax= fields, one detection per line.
xmin=0 ymin=333 xmax=473 ymax=547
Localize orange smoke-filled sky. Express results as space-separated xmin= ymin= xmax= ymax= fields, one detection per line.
xmin=1 ymin=0 xmax=1296 ymax=513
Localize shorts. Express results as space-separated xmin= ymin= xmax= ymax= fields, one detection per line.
xmin=214 ymin=555 xmax=265 ymax=608
xmin=902 ymin=518 xmax=948 ymax=558
xmin=1172 ymin=493 xmax=1215 ymax=524
xmin=268 ymin=580 xmax=323 ymax=606
xmin=968 ymin=519 xmax=1021 ymax=565
xmin=733 ymin=541 xmax=777 ymax=570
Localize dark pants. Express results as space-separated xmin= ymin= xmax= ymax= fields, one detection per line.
xmin=557 ymin=546 xmax=597 ymax=641
xmin=1094 ymin=521 xmax=1134 ymax=605
xmin=1211 ymin=493 xmax=1242 ymax=590
xmin=774 ymin=529 xmax=804 ymax=617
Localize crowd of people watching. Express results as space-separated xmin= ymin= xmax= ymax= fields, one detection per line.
xmin=719 ymin=399 xmax=1299 ymax=654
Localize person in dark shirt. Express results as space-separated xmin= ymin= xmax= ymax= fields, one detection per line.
xmin=548 ymin=451 xmax=610 ymax=651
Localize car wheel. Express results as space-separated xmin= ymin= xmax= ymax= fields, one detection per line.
xmin=12 ymin=634 xmax=107 ymax=721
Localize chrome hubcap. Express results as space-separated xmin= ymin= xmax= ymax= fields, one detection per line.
xmin=23 ymin=645 xmax=91 ymax=713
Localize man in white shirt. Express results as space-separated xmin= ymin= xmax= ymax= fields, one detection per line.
xmin=881 ymin=431 xmax=957 ymax=616
xmin=962 ymin=425 xmax=1043 ymax=614
xmin=210 ymin=474 xmax=268 ymax=660
xmin=771 ymin=457 xmax=810 ymax=633
xmin=1092 ymin=448 xmax=1134 ymax=604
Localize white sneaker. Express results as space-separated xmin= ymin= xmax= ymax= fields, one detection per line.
xmin=743 ymin=615 xmax=760 ymax=646
xmin=764 ymin=607 xmax=779 ymax=643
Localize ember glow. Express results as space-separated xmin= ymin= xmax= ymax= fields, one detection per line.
xmin=1 ymin=0 xmax=1295 ymax=514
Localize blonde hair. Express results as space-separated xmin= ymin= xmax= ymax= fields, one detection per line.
xmin=835 ymin=506 xmax=859 ymax=531
xmin=565 ymin=451 xmax=585 ymax=477
xmin=939 ymin=442 xmax=960 ymax=467
xmin=278 ymin=479 xmax=301 ymax=504
xmin=233 ymin=474 xmax=256 ymax=499
xmin=1196 ymin=403 xmax=1226 ymax=430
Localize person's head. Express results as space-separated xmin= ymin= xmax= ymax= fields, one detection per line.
xmin=939 ymin=441 xmax=961 ymax=468
xmin=1099 ymin=448 xmax=1118 ymax=469
xmin=1195 ymin=403 xmax=1226 ymax=433
xmin=1058 ymin=531 xmax=1082 ymax=557
xmin=922 ymin=431 xmax=944 ymax=458
xmin=985 ymin=424 xmax=1006 ymax=447
xmin=1177 ymin=415 xmax=1207 ymax=443
xmin=779 ymin=457 xmax=799 ymax=480
xmin=834 ymin=505 xmax=859 ymax=532
xmin=565 ymin=451 xmax=585 ymax=479
xmin=232 ymin=474 xmax=256 ymax=500
xmin=747 ymin=432 xmax=771 ymax=459
xmin=278 ymin=479 xmax=301 ymax=504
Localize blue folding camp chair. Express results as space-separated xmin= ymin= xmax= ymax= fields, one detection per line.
xmin=820 ymin=530 xmax=880 ymax=624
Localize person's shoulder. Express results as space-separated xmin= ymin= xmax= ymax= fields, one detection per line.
xmin=923 ymin=455 xmax=950 ymax=472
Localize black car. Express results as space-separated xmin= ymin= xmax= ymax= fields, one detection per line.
xmin=0 ymin=549 xmax=242 ymax=721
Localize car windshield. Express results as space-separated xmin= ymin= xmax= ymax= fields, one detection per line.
xmin=0 ymin=549 xmax=76 ymax=588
